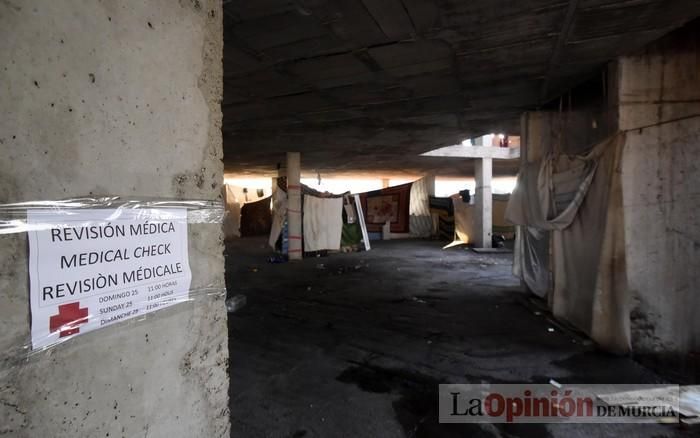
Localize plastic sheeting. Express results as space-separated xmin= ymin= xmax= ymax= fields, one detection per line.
xmin=0 ymin=197 xmax=224 ymax=234
xmin=512 ymin=226 xmax=550 ymax=297
xmin=506 ymin=133 xmax=630 ymax=353
xmin=452 ymin=196 xmax=474 ymax=244
xmin=303 ymin=195 xmax=343 ymax=252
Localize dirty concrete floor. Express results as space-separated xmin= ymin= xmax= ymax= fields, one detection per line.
xmin=226 ymin=238 xmax=691 ymax=438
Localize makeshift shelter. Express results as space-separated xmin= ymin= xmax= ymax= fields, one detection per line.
xmin=268 ymin=178 xmax=358 ymax=254
xmin=452 ymin=196 xmax=475 ymax=244
xmin=429 ymin=196 xmax=455 ymax=240
xmin=506 ymin=133 xmax=629 ymax=353
xmin=493 ymin=194 xmax=515 ymax=239
xmin=359 ymin=182 xmax=412 ymax=234
xmin=357 ymin=176 xmax=433 ymax=240
xmin=223 ymin=184 xmax=272 ymax=239
xmin=303 ymin=195 xmax=343 ymax=251
xmin=408 ymin=177 xmax=432 ymax=238
xmin=428 ymin=193 xmax=513 ymax=246
xmin=240 ymin=196 xmax=272 ymax=237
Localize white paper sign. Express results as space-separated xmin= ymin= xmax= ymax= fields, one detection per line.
xmin=27 ymin=208 xmax=192 ymax=349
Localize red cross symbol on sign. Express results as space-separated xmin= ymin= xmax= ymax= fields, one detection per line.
xmin=49 ymin=302 xmax=89 ymax=338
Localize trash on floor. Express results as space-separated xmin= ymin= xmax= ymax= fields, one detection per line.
xmin=268 ymin=255 xmax=286 ymax=263
xmin=226 ymin=294 xmax=247 ymax=313
xmin=681 ymin=386 xmax=700 ymax=423
xmin=549 ymin=379 xmax=562 ymax=388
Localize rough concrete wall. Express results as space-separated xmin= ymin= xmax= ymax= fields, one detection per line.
xmin=618 ymin=25 xmax=700 ymax=354
xmin=0 ymin=1 xmax=228 ymax=436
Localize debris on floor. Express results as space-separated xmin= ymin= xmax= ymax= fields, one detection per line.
xmin=268 ymin=255 xmax=286 ymax=264
xmin=226 ymin=294 xmax=247 ymax=313
xmin=681 ymin=386 xmax=700 ymax=423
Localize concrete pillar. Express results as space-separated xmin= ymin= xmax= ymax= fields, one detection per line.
xmin=617 ymin=24 xmax=700 ymax=354
xmin=0 ymin=2 xmax=228 ymax=436
xmin=286 ymin=152 xmax=302 ymax=260
xmin=474 ymin=158 xmax=493 ymax=248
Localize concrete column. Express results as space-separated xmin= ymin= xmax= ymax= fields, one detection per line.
xmin=0 ymin=2 xmax=228 ymax=436
xmin=617 ymin=24 xmax=700 ymax=354
xmin=286 ymin=152 xmax=302 ymax=260
xmin=474 ymin=158 xmax=493 ymax=248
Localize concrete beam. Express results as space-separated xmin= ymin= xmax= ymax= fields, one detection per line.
xmin=421 ymin=145 xmax=520 ymax=159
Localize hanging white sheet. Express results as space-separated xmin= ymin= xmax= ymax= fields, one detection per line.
xmin=303 ymin=195 xmax=343 ymax=252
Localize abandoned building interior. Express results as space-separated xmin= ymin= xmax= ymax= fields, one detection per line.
xmin=1 ymin=0 xmax=700 ymax=437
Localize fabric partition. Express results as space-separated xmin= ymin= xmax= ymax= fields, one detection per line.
xmin=492 ymin=194 xmax=515 ymax=239
xmin=359 ymin=182 xmax=412 ymax=233
xmin=589 ymin=142 xmax=630 ymax=354
xmin=512 ymin=226 xmax=550 ymax=297
xmin=341 ymin=223 xmax=362 ymax=246
xmin=240 ymin=196 xmax=272 ymax=237
xmin=409 ymin=177 xmax=432 ymax=237
xmin=551 ymin=135 xmax=630 ymax=353
xmin=429 ymin=196 xmax=454 ymax=240
xmin=223 ymin=185 xmax=241 ymax=239
xmin=506 ymin=133 xmax=630 ymax=353
xmin=303 ymin=195 xmax=343 ymax=251
xmin=452 ymin=197 xmax=474 ymax=244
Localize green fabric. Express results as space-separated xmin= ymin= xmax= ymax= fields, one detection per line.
xmin=341 ymin=223 xmax=362 ymax=246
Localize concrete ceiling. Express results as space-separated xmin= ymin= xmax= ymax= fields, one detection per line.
xmin=222 ymin=0 xmax=699 ymax=176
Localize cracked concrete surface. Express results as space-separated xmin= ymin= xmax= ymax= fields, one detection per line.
xmin=227 ymin=238 xmax=687 ymax=438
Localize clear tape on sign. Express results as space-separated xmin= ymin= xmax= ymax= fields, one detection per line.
xmin=0 ymin=196 xmax=224 ymax=234
xmin=7 ymin=285 xmax=226 ymax=360
xmin=0 ymin=197 xmax=227 ymax=364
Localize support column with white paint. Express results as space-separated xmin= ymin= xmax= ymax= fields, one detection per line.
xmin=286 ymin=152 xmax=303 ymax=260
xmin=474 ymin=158 xmax=493 ymax=248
